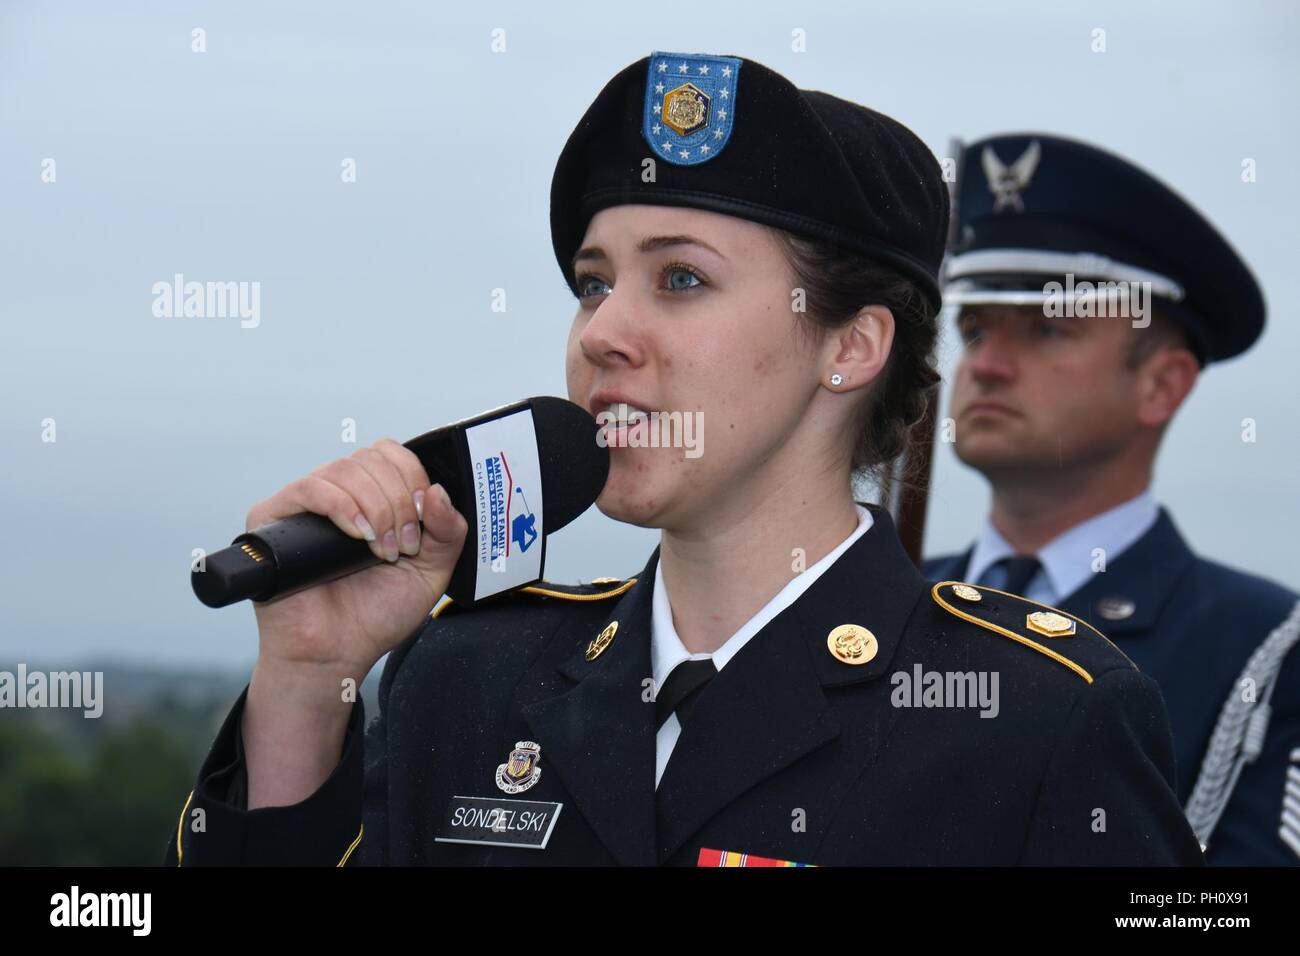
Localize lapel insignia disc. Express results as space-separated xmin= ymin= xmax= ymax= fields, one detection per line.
xmin=1026 ymin=610 xmax=1077 ymax=638
xmin=496 ymin=740 xmax=542 ymax=794
xmin=827 ymin=624 xmax=878 ymax=665
xmin=586 ymin=621 xmax=618 ymax=661
xmin=952 ymin=583 xmax=982 ymax=602
xmin=1096 ymin=596 xmax=1136 ymax=621
xmin=642 ymin=51 xmax=743 ymax=166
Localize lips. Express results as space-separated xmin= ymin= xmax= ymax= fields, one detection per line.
xmin=588 ymin=392 xmax=658 ymax=452
xmin=588 ymin=390 xmax=657 ymax=419
xmin=963 ymin=401 xmax=1019 ymax=418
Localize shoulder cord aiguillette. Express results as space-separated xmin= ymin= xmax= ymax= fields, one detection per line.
xmin=1184 ymin=598 xmax=1300 ymax=852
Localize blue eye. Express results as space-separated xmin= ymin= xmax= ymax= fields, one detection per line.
xmin=575 ymin=273 xmax=611 ymax=299
xmin=574 ymin=263 xmax=707 ymax=300
xmin=663 ymin=263 xmax=703 ymax=291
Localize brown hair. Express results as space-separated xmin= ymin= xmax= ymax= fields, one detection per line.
xmin=768 ymin=228 xmax=941 ymax=484
xmin=1124 ymin=305 xmax=1196 ymax=369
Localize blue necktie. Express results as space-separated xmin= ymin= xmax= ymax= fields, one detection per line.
xmin=986 ymin=554 xmax=1042 ymax=595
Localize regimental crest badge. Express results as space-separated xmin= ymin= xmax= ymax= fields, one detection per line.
xmin=642 ymin=51 xmax=743 ymax=166
xmin=496 ymin=740 xmax=542 ymax=794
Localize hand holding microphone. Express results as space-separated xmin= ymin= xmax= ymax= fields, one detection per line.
xmin=242 ymin=440 xmax=470 ymax=682
xmin=192 ymin=397 xmax=608 ymax=810
xmin=193 ymin=397 xmax=607 ymax=676
xmin=232 ymin=434 xmax=471 ymax=812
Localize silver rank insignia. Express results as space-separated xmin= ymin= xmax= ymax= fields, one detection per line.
xmin=496 ymin=740 xmax=543 ymax=794
xmin=642 ymin=51 xmax=742 ymax=166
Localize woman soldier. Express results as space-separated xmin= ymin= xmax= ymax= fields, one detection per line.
xmin=168 ymin=51 xmax=1202 ymax=866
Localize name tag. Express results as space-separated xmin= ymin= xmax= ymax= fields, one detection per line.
xmin=434 ymin=795 xmax=563 ymax=849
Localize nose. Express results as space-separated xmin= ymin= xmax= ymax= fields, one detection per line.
xmin=577 ymin=291 xmax=645 ymax=371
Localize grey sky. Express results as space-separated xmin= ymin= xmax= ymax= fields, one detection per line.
xmin=2 ymin=0 xmax=1296 ymax=670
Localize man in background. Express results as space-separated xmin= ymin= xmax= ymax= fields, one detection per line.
xmin=926 ymin=132 xmax=1299 ymax=864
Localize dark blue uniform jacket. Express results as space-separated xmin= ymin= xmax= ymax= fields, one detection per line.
xmin=168 ymin=507 xmax=1203 ymax=866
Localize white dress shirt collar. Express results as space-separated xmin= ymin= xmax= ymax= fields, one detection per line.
xmin=651 ymin=503 xmax=874 ymax=689
xmin=965 ymin=489 xmax=1160 ymax=604
xmin=650 ymin=503 xmax=874 ymax=787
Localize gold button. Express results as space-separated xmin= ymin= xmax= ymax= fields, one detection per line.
xmin=827 ymin=624 xmax=878 ymax=665
xmin=586 ymin=621 xmax=618 ymax=660
xmin=590 ymin=576 xmax=622 ymax=585
xmin=1026 ymin=610 xmax=1076 ymax=638
xmin=952 ymin=584 xmax=982 ymax=602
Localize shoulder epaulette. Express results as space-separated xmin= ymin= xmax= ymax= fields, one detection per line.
xmin=930 ymin=581 xmax=1135 ymax=684
xmin=432 ymin=577 xmax=636 ymax=619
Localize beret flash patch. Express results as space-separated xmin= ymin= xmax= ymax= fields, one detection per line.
xmin=642 ymin=51 xmax=742 ymax=166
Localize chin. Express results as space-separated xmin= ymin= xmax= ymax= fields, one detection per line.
xmin=954 ymin=436 xmax=1025 ymax=472
xmin=957 ymin=436 xmax=1062 ymax=479
xmin=594 ymin=463 xmax=645 ymax=520
xmin=595 ymin=491 xmax=662 ymax=529
xmin=596 ymin=458 xmax=681 ymax=528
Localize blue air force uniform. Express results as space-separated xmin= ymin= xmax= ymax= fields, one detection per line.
xmin=930 ymin=132 xmax=1300 ymax=864
xmin=167 ymin=507 xmax=1202 ymax=866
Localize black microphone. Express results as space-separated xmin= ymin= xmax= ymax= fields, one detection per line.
xmin=192 ymin=397 xmax=608 ymax=609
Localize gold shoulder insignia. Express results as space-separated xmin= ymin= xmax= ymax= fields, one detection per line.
xmin=431 ymin=577 xmax=636 ymax=619
xmin=930 ymin=581 xmax=1124 ymax=685
xmin=520 ymin=578 xmax=637 ymax=601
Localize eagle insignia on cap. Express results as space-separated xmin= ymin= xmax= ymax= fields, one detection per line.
xmin=642 ymin=51 xmax=742 ymax=166
xmin=981 ymin=140 xmax=1041 ymax=213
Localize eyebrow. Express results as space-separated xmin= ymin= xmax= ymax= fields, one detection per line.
xmin=571 ymin=234 xmax=727 ymax=269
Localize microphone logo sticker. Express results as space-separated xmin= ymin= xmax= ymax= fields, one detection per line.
xmin=482 ymin=452 xmax=538 ymax=569
xmin=510 ymin=483 xmax=539 ymax=554
xmin=465 ymin=408 xmax=546 ymax=599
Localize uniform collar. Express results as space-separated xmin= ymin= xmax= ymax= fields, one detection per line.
xmin=1057 ymin=506 xmax=1196 ymax=634
xmin=650 ymin=503 xmax=874 ymax=688
xmin=966 ymin=489 xmax=1159 ymax=602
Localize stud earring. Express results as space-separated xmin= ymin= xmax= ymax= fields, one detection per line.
xmin=830 ymin=374 xmax=844 ymax=387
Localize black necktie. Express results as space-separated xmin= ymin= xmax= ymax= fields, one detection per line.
xmin=987 ymin=554 xmax=1042 ymax=595
xmin=655 ymin=659 xmax=717 ymax=731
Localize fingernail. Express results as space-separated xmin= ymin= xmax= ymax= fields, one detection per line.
xmin=400 ymin=522 xmax=420 ymax=555
xmin=382 ymin=530 xmax=400 ymax=563
xmin=413 ymin=490 xmax=424 ymax=522
xmin=437 ymin=484 xmax=452 ymax=509
xmin=355 ymin=513 xmax=377 ymax=541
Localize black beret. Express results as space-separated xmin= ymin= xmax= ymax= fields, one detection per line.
xmin=945 ymin=132 xmax=1265 ymax=364
xmin=550 ymin=51 xmax=949 ymax=310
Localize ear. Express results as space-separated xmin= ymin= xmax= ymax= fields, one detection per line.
xmin=1135 ymin=346 xmax=1198 ymax=428
xmin=821 ymin=305 xmax=895 ymax=393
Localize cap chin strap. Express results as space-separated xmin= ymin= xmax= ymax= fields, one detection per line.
xmin=942 ymin=248 xmax=1186 ymax=302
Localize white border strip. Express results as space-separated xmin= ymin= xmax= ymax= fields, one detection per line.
xmin=944 ymin=248 xmax=1185 ymax=301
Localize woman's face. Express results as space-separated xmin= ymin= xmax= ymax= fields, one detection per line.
xmin=564 ymin=204 xmax=833 ymax=532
